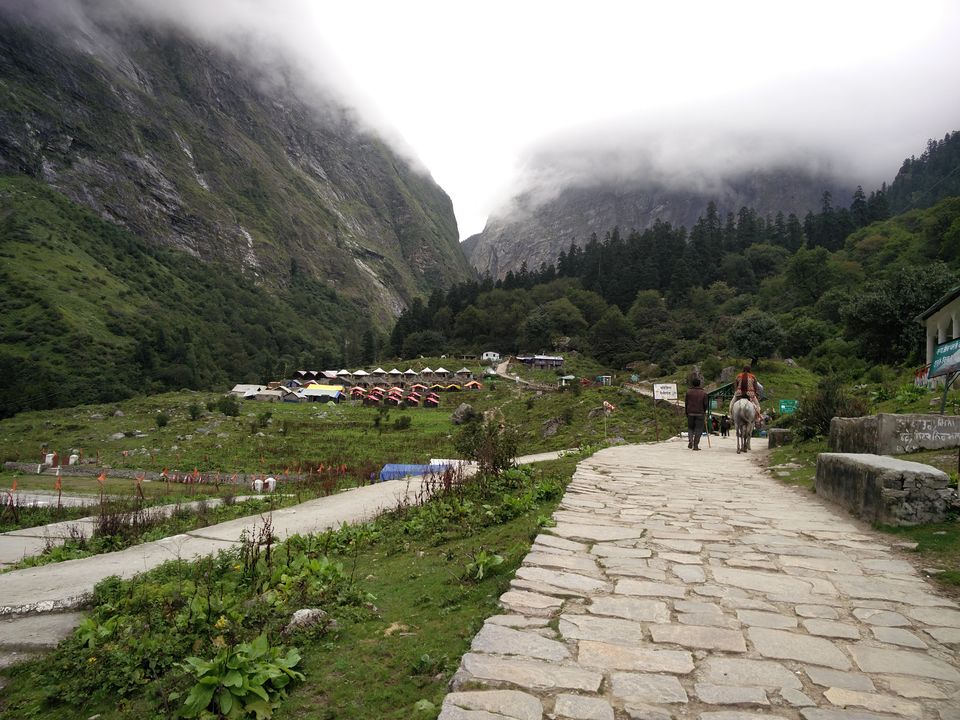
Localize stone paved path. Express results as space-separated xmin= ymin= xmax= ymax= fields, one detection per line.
xmin=440 ymin=437 xmax=960 ymax=720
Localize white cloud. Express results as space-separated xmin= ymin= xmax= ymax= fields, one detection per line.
xmin=13 ymin=0 xmax=960 ymax=238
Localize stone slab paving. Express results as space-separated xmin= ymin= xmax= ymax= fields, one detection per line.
xmin=440 ymin=438 xmax=960 ymax=719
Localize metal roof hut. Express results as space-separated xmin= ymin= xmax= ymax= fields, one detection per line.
xmin=434 ymin=367 xmax=450 ymax=379
xmin=404 ymin=368 xmax=419 ymax=379
xmin=371 ymin=368 xmax=388 ymax=385
xmin=420 ymin=367 xmax=434 ymax=381
xmin=352 ymin=369 xmax=370 ymax=387
xmin=455 ymin=367 xmax=473 ymax=380
xmin=335 ymin=369 xmax=353 ymax=387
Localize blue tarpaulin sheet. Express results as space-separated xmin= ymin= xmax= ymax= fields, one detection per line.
xmin=378 ymin=464 xmax=433 ymax=482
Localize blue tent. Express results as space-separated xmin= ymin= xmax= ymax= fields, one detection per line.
xmin=378 ymin=464 xmax=432 ymax=482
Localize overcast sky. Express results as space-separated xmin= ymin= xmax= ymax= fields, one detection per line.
xmin=37 ymin=0 xmax=960 ymax=238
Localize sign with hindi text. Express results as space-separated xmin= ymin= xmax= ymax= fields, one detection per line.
xmin=930 ymin=338 xmax=960 ymax=379
xmin=653 ymin=383 xmax=678 ymax=400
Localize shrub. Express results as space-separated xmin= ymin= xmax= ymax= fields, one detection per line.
xmin=217 ymin=395 xmax=241 ymax=417
xmin=155 ymin=413 xmax=169 ymax=428
xmin=188 ymin=403 xmax=202 ymax=420
xmin=795 ymin=376 xmax=868 ymax=440
xmin=393 ymin=416 xmax=412 ymax=431
xmin=454 ymin=419 xmax=519 ymax=477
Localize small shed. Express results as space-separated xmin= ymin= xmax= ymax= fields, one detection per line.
xmin=455 ymin=367 xmax=473 ymax=380
xmin=230 ymin=384 xmax=263 ymax=398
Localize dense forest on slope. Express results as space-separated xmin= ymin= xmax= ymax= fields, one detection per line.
xmin=887 ymin=131 xmax=960 ymax=213
xmin=0 ymin=177 xmax=382 ymax=418
xmin=393 ymin=163 xmax=960 ymax=378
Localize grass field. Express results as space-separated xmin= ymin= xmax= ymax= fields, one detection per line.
xmin=0 ymin=382 xmax=683 ymax=482
xmin=0 ymin=457 xmax=579 ymax=720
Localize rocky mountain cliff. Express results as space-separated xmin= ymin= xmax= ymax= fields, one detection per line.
xmin=463 ymin=168 xmax=851 ymax=279
xmin=0 ymin=5 xmax=473 ymax=322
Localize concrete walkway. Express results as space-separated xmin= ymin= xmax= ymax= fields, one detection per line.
xmin=0 ymin=495 xmax=266 ymax=568
xmin=440 ymin=437 xmax=960 ymax=720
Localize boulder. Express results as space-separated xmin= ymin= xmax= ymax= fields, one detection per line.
xmin=282 ymin=608 xmax=336 ymax=636
xmin=767 ymin=429 xmax=793 ymax=448
xmin=451 ymin=403 xmax=476 ymax=425
xmin=541 ymin=417 xmax=563 ymax=438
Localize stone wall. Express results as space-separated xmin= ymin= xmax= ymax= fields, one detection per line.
xmin=829 ymin=413 xmax=960 ymax=455
xmin=767 ymin=429 xmax=793 ymax=448
xmin=815 ymin=453 xmax=956 ymax=526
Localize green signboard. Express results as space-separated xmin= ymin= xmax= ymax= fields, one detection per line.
xmin=779 ymin=399 xmax=798 ymax=414
xmin=930 ymin=338 xmax=960 ymax=379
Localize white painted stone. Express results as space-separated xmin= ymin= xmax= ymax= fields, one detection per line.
xmin=852 ymin=608 xmax=910 ymax=627
xmin=553 ymin=693 xmax=614 ymax=720
xmin=823 ymin=687 xmax=922 ymax=718
xmin=698 ymin=657 xmax=803 ymax=689
xmin=470 ymin=623 xmax=570 ymax=661
xmin=802 ymin=619 xmax=860 ymax=639
xmin=440 ymin=690 xmax=542 ymax=720
xmin=737 ymin=610 xmax=797 ymax=629
xmin=748 ymin=628 xmax=850 ymax=669
xmin=588 ymin=596 xmax=670 ymax=623
xmin=871 ymin=626 xmax=927 ymax=649
xmin=611 ymin=672 xmax=688 ymax=704
xmin=576 ymin=640 xmax=694 ymax=674
xmin=649 ymin=623 xmax=746 ymax=652
xmin=848 ymin=645 xmax=960 ymax=681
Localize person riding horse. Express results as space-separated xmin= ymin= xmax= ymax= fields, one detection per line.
xmin=730 ymin=365 xmax=763 ymax=429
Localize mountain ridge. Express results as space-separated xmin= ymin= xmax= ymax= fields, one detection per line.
xmin=463 ymin=166 xmax=852 ymax=278
xmin=0 ymin=7 xmax=474 ymax=322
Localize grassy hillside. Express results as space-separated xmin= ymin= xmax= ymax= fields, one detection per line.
xmin=0 ymin=176 xmax=358 ymax=417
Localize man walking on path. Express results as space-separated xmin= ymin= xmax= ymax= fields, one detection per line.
xmin=684 ymin=377 xmax=708 ymax=450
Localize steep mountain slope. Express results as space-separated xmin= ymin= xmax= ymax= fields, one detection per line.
xmin=463 ymin=168 xmax=851 ymax=279
xmin=0 ymin=6 xmax=473 ymax=322
xmin=0 ymin=175 xmax=361 ymax=417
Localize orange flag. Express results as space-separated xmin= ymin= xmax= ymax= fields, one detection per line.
xmin=192 ymin=468 xmax=200 ymax=483
xmin=161 ymin=468 xmax=169 ymax=479
xmin=54 ymin=475 xmax=62 ymax=491
xmin=231 ymin=472 xmax=239 ymax=484
xmin=11 ymin=478 xmax=16 ymax=492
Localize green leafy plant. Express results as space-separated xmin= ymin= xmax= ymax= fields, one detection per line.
xmin=176 ymin=634 xmax=304 ymax=719
xmin=155 ymin=412 xmax=169 ymax=428
xmin=189 ymin=403 xmax=203 ymax=420
xmin=464 ymin=547 xmax=504 ymax=581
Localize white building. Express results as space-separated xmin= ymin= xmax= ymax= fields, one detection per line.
xmin=481 ymin=351 xmax=500 ymax=363
xmin=917 ymin=285 xmax=960 ymax=383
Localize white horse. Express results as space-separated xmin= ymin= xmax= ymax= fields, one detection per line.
xmin=731 ymin=398 xmax=757 ymax=454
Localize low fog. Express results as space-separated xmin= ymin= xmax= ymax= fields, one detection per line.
xmin=6 ymin=0 xmax=960 ymax=237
